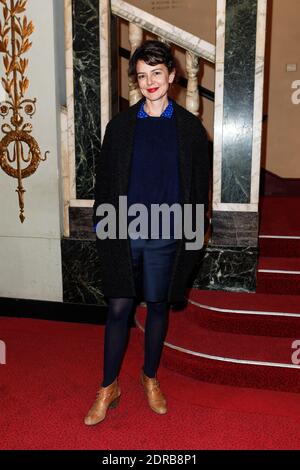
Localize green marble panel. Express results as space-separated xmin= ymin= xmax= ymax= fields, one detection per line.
xmin=221 ymin=0 xmax=258 ymax=203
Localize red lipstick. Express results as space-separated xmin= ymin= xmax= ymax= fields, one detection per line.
xmin=147 ymin=88 xmax=159 ymax=93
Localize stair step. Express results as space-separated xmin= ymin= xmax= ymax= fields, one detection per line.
xmin=186 ymin=302 xmax=300 ymax=338
xmin=186 ymin=289 xmax=300 ymax=337
xmin=256 ymin=274 xmax=300 ymax=295
xmin=259 ymin=196 xmax=300 ymax=258
xmin=162 ymin=346 xmax=300 ymax=393
xmin=188 ymin=289 xmax=300 ymax=315
xmin=136 ymin=307 xmax=298 ymax=365
xmin=258 ymin=257 xmax=300 ymax=273
xmin=135 ymin=304 xmax=300 ymax=393
xmin=259 ymin=197 xmax=300 ymax=237
xmin=259 ymin=236 xmax=300 ymax=258
xmin=256 ymin=258 xmax=300 ymax=295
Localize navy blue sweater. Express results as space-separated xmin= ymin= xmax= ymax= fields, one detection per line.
xmin=127 ymin=99 xmax=180 ymax=238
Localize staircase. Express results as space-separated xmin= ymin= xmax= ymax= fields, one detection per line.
xmin=135 ymin=288 xmax=300 ymax=393
xmin=135 ymin=196 xmax=300 ymax=393
xmin=110 ymin=0 xmax=215 ymax=110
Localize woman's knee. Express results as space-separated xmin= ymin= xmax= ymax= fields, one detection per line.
xmin=107 ymin=297 xmax=135 ymax=321
xmin=146 ymin=300 xmax=169 ymax=315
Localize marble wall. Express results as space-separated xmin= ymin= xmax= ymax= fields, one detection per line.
xmin=193 ymin=246 xmax=258 ymax=293
xmin=61 ymin=238 xmax=105 ymax=305
xmin=207 ymin=0 xmax=267 ymax=292
xmin=213 ymin=0 xmax=267 ymax=213
xmin=222 ymin=0 xmax=258 ymax=203
xmin=212 ymin=0 xmax=267 ymax=235
xmin=71 ymin=0 xmax=101 ymax=200
xmin=0 ymin=0 xmax=63 ymax=302
xmin=62 ymin=0 xmax=117 ymax=304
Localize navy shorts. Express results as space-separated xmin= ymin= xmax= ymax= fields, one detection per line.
xmin=129 ymin=238 xmax=178 ymax=302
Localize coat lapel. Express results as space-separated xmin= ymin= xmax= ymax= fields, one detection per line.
xmin=173 ymin=100 xmax=193 ymax=204
xmin=119 ymin=97 xmax=193 ymax=204
xmin=118 ymin=99 xmax=141 ymax=196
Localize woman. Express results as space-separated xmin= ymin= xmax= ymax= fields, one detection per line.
xmin=84 ymin=40 xmax=209 ymax=426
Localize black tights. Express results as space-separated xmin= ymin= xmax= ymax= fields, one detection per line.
xmin=102 ymin=297 xmax=169 ymax=387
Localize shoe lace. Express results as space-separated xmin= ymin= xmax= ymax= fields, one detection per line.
xmin=95 ymin=388 xmax=108 ymax=400
xmin=150 ymin=379 xmax=161 ymax=392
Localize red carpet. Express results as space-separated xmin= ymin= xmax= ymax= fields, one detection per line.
xmin=187 ymin=303 xmax=300 ymax=338
xmin=257 ymin=273 xmax=300 ymax=295
xmin=2 ymin=316 xmax=300 ymax=450
xmin=189 ymin=289 xmax=300 ymax=314
xmin=187 ymin=289 xmax=300 ymax=337
xmin=2 ymin=197 xmax=300 ymax=449
xmin=259 ymin=258 xmax=300 ymax=271
xmin=259 ymin=196 xmax=300 ymax=237
xmin=135 ymin=303 xmax=300 ymax=393
xmin=257 ymin=258 xmax=300 ymax=295
xmin=259 ymin=237 xmax=300 ymax=258
xmin=138 ymin=306 xmax=297 ymax=364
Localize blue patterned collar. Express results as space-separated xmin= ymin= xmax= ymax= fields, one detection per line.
xmin=137 ymin=98 xmax=174 ymax=119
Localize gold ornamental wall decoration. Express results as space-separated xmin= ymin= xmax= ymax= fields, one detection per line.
xmin=0 ymin=0 xmax=49 ymax=222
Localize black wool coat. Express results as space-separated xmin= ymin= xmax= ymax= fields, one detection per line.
xmin=93 ymin=97 xmax=209 ymax=304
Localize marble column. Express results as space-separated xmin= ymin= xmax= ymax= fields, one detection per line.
xmin=61 ymin=0 xmax=117 ymax=305
xmin=197 ymin=0 xmax=268 ymax=292
xmin=71 ymin=0 xmax=101 ymax=200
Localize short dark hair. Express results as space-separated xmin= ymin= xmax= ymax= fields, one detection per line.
xmin=128 ymin=40 xmax=177 ymax=83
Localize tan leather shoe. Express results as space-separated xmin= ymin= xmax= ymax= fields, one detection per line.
xmin=84 ymin=378 xmax=121 ymax=426
xmin=141 ymin=369 xmax=167 ymax=415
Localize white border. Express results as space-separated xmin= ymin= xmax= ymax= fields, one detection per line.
xmin=187 ymin=298 xmax=300 ymax=318
xmin=258 ymin=269 xmax=300 ymax=275
xmin=260 ymin=235 xmax=300 ymax=240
